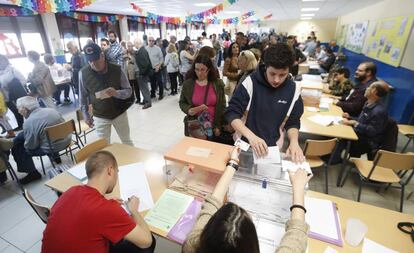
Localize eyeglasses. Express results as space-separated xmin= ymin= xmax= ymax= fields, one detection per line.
xmin=148 ymin=40 xmax=155 ymax=42
xmin=195 ymin=68 xmax=208 ymax=73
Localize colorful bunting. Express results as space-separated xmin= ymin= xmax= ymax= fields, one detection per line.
xmin=60 ymin=12 xmax=124 ymax=22
xmin=263 ymin=13 xmax=273 ymax=20
xmin=0 ymin=6 xmax=37 ymax=16
xmin=241 ymin=13 xmax=273 ymax=25
xmin=7 ymin=0 xmax=97 ymax=13
xmin=131 ymin=0 xmax=238 ymax=24
xmin=241 ymin=11 xmax=255 ymax=20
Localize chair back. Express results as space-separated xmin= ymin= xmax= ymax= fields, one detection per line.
xmin=76 ymin=109 xmax=84 ymax=121
xmin=75 ymin=138 xmax=109 ymax=163
xmin=380 ymin=118 xmax=399 ymax=152
xmin=374 ymin=150 xmax=414 ymax=171
xmin=23 ymin=189 xmax=50 ymax=224
xmin=45 ymin=119 xmax=76 ymax=142
xmin=304 ymin=138 xmax=338 ymax=157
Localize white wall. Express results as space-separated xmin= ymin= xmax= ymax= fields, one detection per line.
xmin=259 ymin=18 xmax=338 ymax=42
xmin=336 ymin=0 xmax=414 ymax=70
xmin=40 ymin=13 xmax=63 ymax=55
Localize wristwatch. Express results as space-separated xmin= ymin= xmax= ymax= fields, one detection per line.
xmin=226 ymin=161 xmax=239 ymax=171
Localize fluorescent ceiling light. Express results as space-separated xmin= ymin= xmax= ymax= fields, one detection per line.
xmin=301 ymin=17 xmax=312 ymax=20
xmin=301 ymin=13 xmax=315 ymax=17
xmin=224 ymin=11 xmax=240 ymax=14
xmin=302 ymin=0 xmax=324 ymax=2
xmin=301 ymin=8 xmax=320 ymax=11
xmin=194 ymin=2 xmax=216 ymax=7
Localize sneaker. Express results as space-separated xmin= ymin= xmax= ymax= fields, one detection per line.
xmin=19 ymin=171 xmax=42 ymax=185
xmin=142 ymin=104 xmax=152 ymax=109
xmin=158 ymin=96 xmax=164 ymax=100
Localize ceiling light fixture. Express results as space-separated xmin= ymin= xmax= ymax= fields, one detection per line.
xmin=302 ymin=0 xmax=324 ymax=2
xmin=301 ymin=8 xmax=320 ymax=11
xmin=300 ymin=17 xmax=312 ymax=20
xmin=301 ymin=13 xmax=315 ymax=16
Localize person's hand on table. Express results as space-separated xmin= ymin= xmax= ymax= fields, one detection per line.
xmin=342 ymin=112 xmax=350 ymax=119
xmin=126 ymin=196 xmax=140 ymax=214
xmin=247 ymin=134 xmax=268 ymax=157
xmin=341 ymin=118 xmax=358 ymax=127
xmin=286 ymin=142 xmax=305 ymax=164
xmin=105 ymin=87 xmax=118 ymax=97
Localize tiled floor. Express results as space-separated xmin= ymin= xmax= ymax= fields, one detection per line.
xmin=0 ymin=93 xmax=413 ymax=252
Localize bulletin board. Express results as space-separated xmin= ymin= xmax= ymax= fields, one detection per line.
xmin=337 ymin=24 xmax=348 ymax=46
xmin=345 ymin=21 xmax=369 ymax=53
xmin=365 ymin=15 xmax=414 ymax=67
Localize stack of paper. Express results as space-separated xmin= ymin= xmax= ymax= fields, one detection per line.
xmin=307 ymin=115 xmax=342 ymax=126
xmin=145 ymin=189 xmax=194 ymax=233
xmin=302 ymin=74 xmax=323 ymax=82
xmin=67 ymin=162 xmax=87 ymax=182
xmin=362 ymin=238 xmax=398 ymax=253
xmin=119 ymin=163 xmax=154 ymax=212
xmin=305 ymin=197 xmax=343 ymax=246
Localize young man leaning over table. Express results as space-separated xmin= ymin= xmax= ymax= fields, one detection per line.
xmin=225 ymin=43 xmax=305 ymax=163
xmin=42 ymin=151 xmax=155 ymax=253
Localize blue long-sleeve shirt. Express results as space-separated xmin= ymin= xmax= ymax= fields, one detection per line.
xmin=225 ymin=65 xmax=304 ymax=146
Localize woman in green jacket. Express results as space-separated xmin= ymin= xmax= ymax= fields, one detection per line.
xmin=179 ymin=54 xmax=226 ymax=139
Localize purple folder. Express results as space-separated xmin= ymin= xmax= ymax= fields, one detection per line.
xmin=308 ymin=202 xmax=343 ymax=247
xmin=167 ymin=199 xmax=203 ymax=244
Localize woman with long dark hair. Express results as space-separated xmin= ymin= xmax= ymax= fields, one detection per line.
xmin=179 ymin=54 xmax=226 ymax=139
xmin=183 ymin=147 xmax=311 ymax=253
xmin=223 ymin=42 xmax=240 ymax=98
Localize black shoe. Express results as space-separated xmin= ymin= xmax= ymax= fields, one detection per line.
xmin=158 ymin=96 xmax=164 ymax=100
xmin=13 ymin=126 xmax=23 ymax=131
xmin=0 ymin=171 xmax=7 ymax=185
xmin=142 ymin=104 xmax=152 ymax=109
xmin=139 ymin=102 xmax=145 ymax=105
xmin=19 ymin=171 xmax=42 ymax=185
xmin=150 ymin=95 xmax=156 ymax=98
xmin=54 ymin=157 xmax=62 ymax=164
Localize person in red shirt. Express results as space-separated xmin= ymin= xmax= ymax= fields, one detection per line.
xmin=41 ymin=151 xmax=155 ymax=253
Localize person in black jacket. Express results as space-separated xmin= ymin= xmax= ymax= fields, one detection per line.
xmin=287 ymin=35 xmax=306 ymax=77
xmin=225 ymin=44 xmax=304 ymax=163
xmin=134 ymin=38 xmax=153 ymax=109
xmin=330 ymin=81 xmax=390 ymax=164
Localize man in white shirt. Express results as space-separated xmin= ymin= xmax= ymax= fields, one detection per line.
xmin=44 ymin=54 xmax=72 ymax=105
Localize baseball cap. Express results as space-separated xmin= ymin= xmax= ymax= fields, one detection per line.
xmin=83 ymin=43 xmax=102 ymax=62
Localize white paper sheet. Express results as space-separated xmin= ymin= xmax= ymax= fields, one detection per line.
xmin=185 ymin=146 xmax=211 ymax=158
xmin=119 ymin=163 xmax=154 ymax=212
xmin=95 ymin=88 xmax=111 ymax=99
xmin=305 ymin=197 xmax=340 ymax=241
xmin=362 ymin=238 xmax=399 ymax=253
xmin=306 ymin=107 xmax=319 ymax=112
xmin=321 ymin=97 xmax=334 ymax=104
xmin=281 ymin=160 xmax=312 ymax=175
xmin=302 ymin=74 xmax=323 ymax=82
xmin=234 ymin=139 xmax=250 ymax=151
xmin=254 ymin=146 xmax=281 ymax=164
xmin=253 ymin=217 xmax=286 ymax=253
xmin=67 ymin=162 xmax=87 ymax=181
xmin=307 ymin=115 xmax=342 ymax=126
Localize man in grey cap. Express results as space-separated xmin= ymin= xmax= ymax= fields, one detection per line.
xmin=79 ymin=43 xmax=134 ymax=146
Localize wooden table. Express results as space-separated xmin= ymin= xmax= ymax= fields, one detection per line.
xmin=300 ymin=103 xmax=358 ymax=141
xmin=308 ymin=191 xmax=414 ymax=253
xmin=45 ymin=143 xmax=414 ymax=252
xmin=45 ymin=143 xmax=170 ymax=237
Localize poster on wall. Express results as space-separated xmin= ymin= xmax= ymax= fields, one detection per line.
xmin=338 ymin=24 xmax=348 ymax=46
xmin=345 ymin=21 xmax=369 ymax=53
xmin=365 ymin=15 xmax=414 ymax=67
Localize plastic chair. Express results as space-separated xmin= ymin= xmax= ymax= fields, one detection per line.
xmin=303 ymin=138 xmax=338 ymax=194
xmin=75 ymin=138 xmax=109 ymax=163
xmin=351 ymin=150 xmax=414 ymax=212
xmin=23 ymin=188 xmax=51 ymax=224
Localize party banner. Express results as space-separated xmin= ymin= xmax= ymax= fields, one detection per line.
xmin=7 ymin=0 xmax=96 ymax=13
xmin=345 ymin=21 xmax=369 ymax=53
xmin=61 ymin=12 xmax=124 ymax=22
xmin=0 ymin=6 xmax=37 ymax=16
xmin=365 ymin=15 xmax=414 ymax=67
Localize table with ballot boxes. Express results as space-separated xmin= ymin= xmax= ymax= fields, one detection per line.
xmin=46 ymin=138 xmax=414 ymax=253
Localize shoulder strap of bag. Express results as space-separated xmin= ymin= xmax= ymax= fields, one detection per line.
xmin=243 ymin=75 xmax=254 ymax=112
xmin=203 ymin=81 xmax=211 ymax=105
xmin=282 ymin=77 xmax=302 ymax=125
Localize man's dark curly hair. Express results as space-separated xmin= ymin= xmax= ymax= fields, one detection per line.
xmin=263 ymin=43 xmax=295 ymax=69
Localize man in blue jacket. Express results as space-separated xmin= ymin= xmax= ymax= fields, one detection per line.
xmin=225 ymin=43 xmax=304 ymax=163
